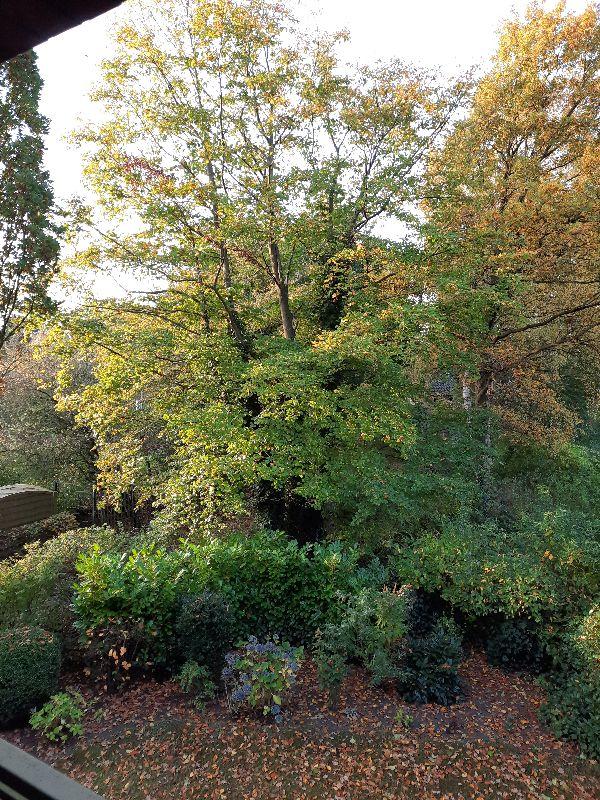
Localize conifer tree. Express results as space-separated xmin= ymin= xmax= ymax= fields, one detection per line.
xmin=0 ymin=51 xmax=59 ymax=355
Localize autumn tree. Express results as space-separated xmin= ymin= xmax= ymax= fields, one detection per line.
xmin=0 ymin=52 xmax=60 ymax=361
xmin=0 ymin=336 xmax=96 ymax=508
xmin=51 ymin=0 xmax=463 ymax=537
xmin=424 ymin=2 xmax=600 ymax=443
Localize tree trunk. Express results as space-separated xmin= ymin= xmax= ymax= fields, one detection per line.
xmin=269 ymin=240 xmax=295 ymax=340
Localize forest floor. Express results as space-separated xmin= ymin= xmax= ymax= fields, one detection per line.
xmin=5 ymin=653 xmax=599 ymax=800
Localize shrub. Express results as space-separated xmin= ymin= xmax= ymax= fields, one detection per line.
xmin=73 ymin=544 xmax=197 ymax=664
xmin=73 ymin=531 xmax=367 ymax=652
xmin=176 ymin=661 xmax=216 ymax=709
xmin=0 ymin=525 xmax=118 ymax=661
xmin=485 ymin=618 xmax=547 ymax=674
xmin=540 ymin=606 xmax=600 ymax=757
xmin=315 ymin=589 xmax=463 ymax=706
xmin=397 ymin=513 xmax=600 ymax=623
xmin=0 ymin=512 xmax=78 ymax=560
xmin=314 ymin=626 xmax=354 ymax=706
xmin=396 ymin=617 xmax=463 ymax=705
xmin=196 ymin=531 xmax=359 ymax=643
xmin=222 ymin=636 xmax=303 ymax=721
xmin=0 ymin=627 xmax=61 ymax=725
xmin=29 ymin=691 xmax=85 ymax=742
xmin=315 ymin=588 xmax=411 ymax=703
xmin=394 ymin=707 xmax=414 ymax=728
xmin=82 ymin=617 xmax=159 ymax=693
xmin=174 ymin=592 xmax=235 ymax=676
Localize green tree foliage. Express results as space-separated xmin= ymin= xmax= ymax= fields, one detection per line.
xmin=0 ymin=338 xmax=95 ymax=508
xmin=41 ymin=1 xmax=597 ymax=546
xmin=0 ymin=52 xmax=59 ymax=359
xmin=49 ymin=0 xmax=466 ymax=536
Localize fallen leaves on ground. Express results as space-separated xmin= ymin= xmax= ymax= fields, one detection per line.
xmin=5 ymin=653 xmax=599 ymax=800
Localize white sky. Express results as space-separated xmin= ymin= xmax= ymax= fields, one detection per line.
xmin=33 ymin=0 xmax=589 ymax=297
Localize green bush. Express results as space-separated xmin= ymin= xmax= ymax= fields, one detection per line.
xmin=0 ymin=525 xmax=119 ymax=661
xmin=0 ymin=512 xmax=78 ymax=560
xmin=315 ymin=589 xmax=463 ymax=706
xmin=0 ymin=627 xmax=61 ymax=725
xmin=73 ymin=531 xmax=368 ymax=653
xmin=540 ymin=606 xmax=600 ymax=757
xmin=196 ymin=531 xmax=368 ymax=642
xmin=315 ymin=588 xmax=411 ymax=703
xmin=174 ymin=592 xmax=235 ymax=676
xmin=176 ymin=660 xmax=216 ymax=709
xmin=396 ymin=617 xmax=463 ymax=705
xmin=485 ymin=618 xmax=547 ymax=674
xmin=397 ymin=512 xmax=599 ymax=622
xmin=29 ymin=690 xmax=85 ymax=742
xmin=23 ymin=512 xmax=80 ymax=540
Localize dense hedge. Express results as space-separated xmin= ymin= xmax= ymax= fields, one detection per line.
xmin=0 ymin=627 xmax=61 ymax=725
xmin=396 ymin=512 xmax=599 ymax=621
xmin=73 ymin=531 xmax=379 ymax=656
xmin=0 ymin=511 xmax=78 ymax=560
xmin=540 ymin=606 xmax=600 ymax=757
xmin=0 ymin=525 xmax=120 ymax=659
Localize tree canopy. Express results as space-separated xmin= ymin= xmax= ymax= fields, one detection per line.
xmin=40 ymin=0 xmax=599 ymax=540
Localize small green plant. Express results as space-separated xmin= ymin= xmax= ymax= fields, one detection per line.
xmin=396 ymin=616 xmax=463 ymax=705
xmin=314 ymin=625 xmax=353 ymax=707
xmin=30 ymin=691 xmax=85 ymax=743
xmin=394 ymin=707 xmax=414 ymax=728
xmin=176 ymin=660 xmax=217 ymax=709
xmin=222 ymin=636 xmax=303 ymax=722
xmin=315 ymin=587 xmax=410 ymax=704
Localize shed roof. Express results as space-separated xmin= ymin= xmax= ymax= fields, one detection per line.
xmin=0 ymin=484 xmax=54 ymax=499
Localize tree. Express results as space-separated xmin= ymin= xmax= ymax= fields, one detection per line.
xmin=51 ymin=0 xmax=462 ymax=537
xmin=424 ymin=2 xmax=600 ymax=443
xmin=0 ymin=337 xmax=96 ymax=509
xmin=0 ymin=51 xmax=60 ymax=360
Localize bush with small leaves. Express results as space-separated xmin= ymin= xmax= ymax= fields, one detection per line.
xmin=0 ymin=526 xmax=118 ymax=663
xmin=222 ymin=636 xmax=303 ymax=722
xmin=174 ymin=592 xmax=235 ymax=676
xmin=396 ymin=616 xmax=463 ymax=705
xmin=29 ymin=691 xmax=85 ymax=742
xmin=314 ymin=587 xmax=411 ymax=703
xmin=485 ymin=618 xmax=547 ymax=674
xmin=0 ymin=512 xmax=78 ymax=561
xmin=176 ymin=660 xmax=217 ymax=709
xmin=313 ymin=624 xmax=354 ymax=707
xmin=540 ymin=606 xmax=600 ymax=757
xmin=0 ymin=626 xmax=61 ymax=725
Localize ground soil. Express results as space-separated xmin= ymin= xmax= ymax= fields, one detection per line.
xmin=5 ymin=652 xmax=599 ymax=800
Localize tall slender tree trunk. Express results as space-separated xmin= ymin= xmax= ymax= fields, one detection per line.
xmin=269 ymin=240 xmax=295 ymax=340
xmin=476 ymin=367 xmax=495 ymax=512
